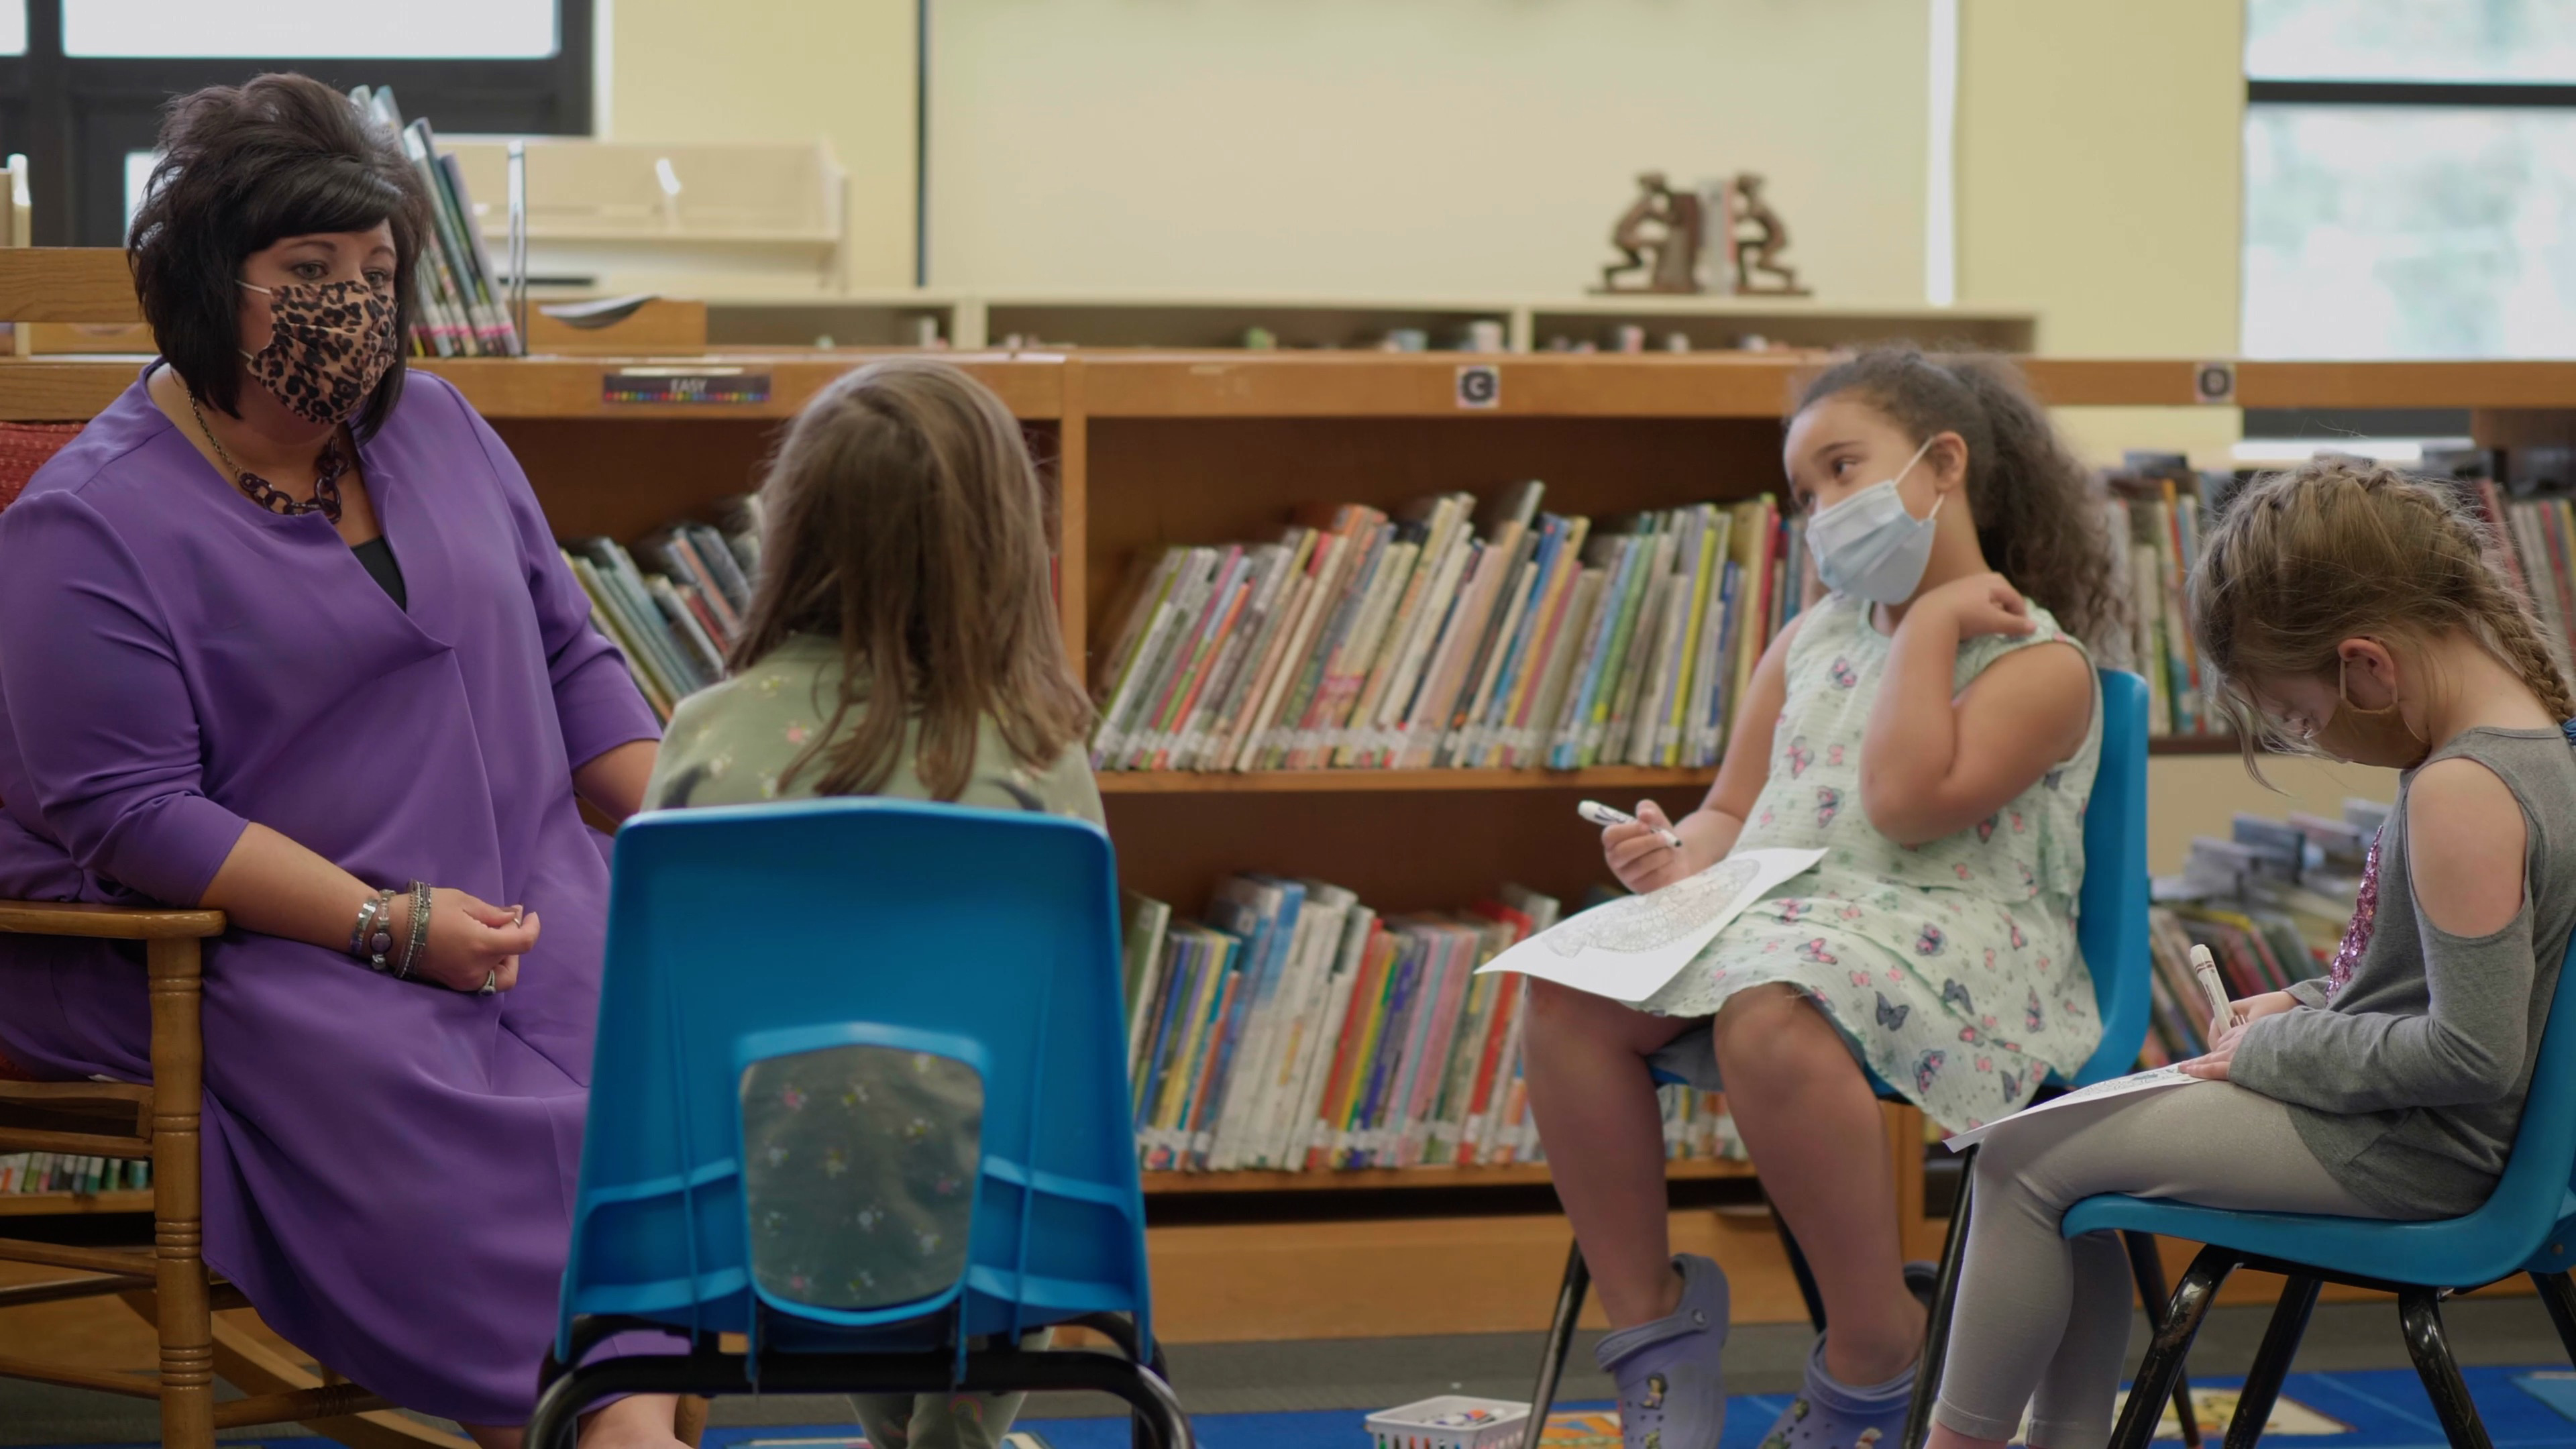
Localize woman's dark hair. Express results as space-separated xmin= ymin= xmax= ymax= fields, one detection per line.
xmin=1792 ymin=344 xmax=2126 ymax=655
xmin=128 ymin=72 xmax=426 ymax=439
xmin=730 ymin=357 xmax=1095 ymax=802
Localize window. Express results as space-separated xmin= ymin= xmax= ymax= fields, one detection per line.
xmin=2245 ymin=1 xmax=2576 ymax=360
xmin=0 ymin=0 xmax=590 ymax=245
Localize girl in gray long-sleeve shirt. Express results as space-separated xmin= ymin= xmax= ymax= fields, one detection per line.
xmin=1926 ymin=460 xmax=2576 ymax=1449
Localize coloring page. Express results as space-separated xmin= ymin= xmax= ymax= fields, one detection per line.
xmin=1942 ymin=1064 xmax=2200 ymax=1150
xmin=1475 ymin=846 xmax=1825 ymax=1003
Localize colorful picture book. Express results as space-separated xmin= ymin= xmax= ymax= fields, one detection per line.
xmin=350 ymin=85 xmax=522 ymax=359
xmin=1089 ymin=482 xmax=1817 ymax=773
xmin=0 ymin=1152 xmax=148 ymax=1195
xmin=561 ymin=496 xmax=765 ymax=721
xmin=1118 ymin=877 xmax=1742 ymax=1173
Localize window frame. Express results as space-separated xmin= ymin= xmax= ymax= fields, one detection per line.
xmin=6 ymin=0 xmax=591 ymax=246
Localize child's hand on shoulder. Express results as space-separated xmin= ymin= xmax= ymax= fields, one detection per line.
xmin=1916 ymin=571 xmax=2037 ymax=641
xmin=1603 ymin=800 xmax=1712 ymax=895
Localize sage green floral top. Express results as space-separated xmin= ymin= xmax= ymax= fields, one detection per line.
xmin=644 ymin=633 xmax=1103 ymax=824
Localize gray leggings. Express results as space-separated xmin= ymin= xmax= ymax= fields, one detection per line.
xmin=1931 ymin=1081 xmax=2395 ymax=1449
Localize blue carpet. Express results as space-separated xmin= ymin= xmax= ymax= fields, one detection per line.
xmin=16 ymin=1368 xmax=2576 ymax=1449
xmin=684 ymin=1366 xmax=2576 ymax=1449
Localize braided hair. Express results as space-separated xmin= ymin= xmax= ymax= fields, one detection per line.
xmin=2191 ymin=458 xmax=2575 ymax=777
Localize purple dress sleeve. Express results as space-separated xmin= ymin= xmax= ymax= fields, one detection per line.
xmin=449 ymin=388 xmax=661 ymax=771
xmin=0 ymin=488 xmax=250 ymax=904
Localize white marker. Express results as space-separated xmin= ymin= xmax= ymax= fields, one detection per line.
xmin=2189 ymin=943 xmax=2233 ymax=1039
xmin=1578 ymin=800 xmax=1683 ymax=851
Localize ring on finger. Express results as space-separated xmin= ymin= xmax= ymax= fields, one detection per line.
xmin=479 ymin=970 xmax=498 ymax=996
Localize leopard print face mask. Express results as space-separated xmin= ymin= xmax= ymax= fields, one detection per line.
xmin=239 ymin=278 xmax=396 ymax=426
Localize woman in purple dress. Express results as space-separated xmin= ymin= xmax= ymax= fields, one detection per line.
xmin=0 ymin=76 xmax=680 ymax=1449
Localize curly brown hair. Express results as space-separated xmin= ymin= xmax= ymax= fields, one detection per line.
xmin=2190 ymin=458 xmax=2573 ymax=778
xmin=1792 ymin=345 xmax=2125 ymax=655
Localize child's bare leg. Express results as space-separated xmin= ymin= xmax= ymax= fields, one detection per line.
xmin=1711 ymin=984 xmax=1925 ymax=1385
xmin=1523 ymin=978 xmax=1700 ymax=1327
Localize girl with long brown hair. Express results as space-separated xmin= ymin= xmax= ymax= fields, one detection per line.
xmin=1926 ymin=460 xmax=2576 ymax=1449
xmin=643 ymin=356 xmax=1095 ymax=1449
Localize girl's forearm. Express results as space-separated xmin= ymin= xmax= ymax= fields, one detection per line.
xmin=197 ymin=822 xmax=380 ymax=954
xmin=1861 ymin=608 xmax=1964 ymax=828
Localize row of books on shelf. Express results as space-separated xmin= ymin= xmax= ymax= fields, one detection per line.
xmin=2136 ymin=798 xmax=2383 ymax=1064
xmin=561 ymin=499 xmax=766 ymax=720
xmin=0 ymin=1152 xmax=148 ymax=1196
xmin=350 ymin=86 xmax=521 ymax=358
xmin=2106 ymin=456 xmax=2226 ymax=740
xmin=1090 ymin=482 xmax=1816 ymax=775
xmin=1119 ymin=875 xmax=1742 ymax=1173
xmin=2437 ymin=451 xmax=2576 ymax=685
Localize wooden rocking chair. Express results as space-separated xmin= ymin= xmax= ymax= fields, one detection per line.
xmin=0 ymin=902 xmax=476 ymax=1449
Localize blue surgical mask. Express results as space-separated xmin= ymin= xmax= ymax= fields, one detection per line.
xmin=1805 ymin=437 xmax=1941 ymax=604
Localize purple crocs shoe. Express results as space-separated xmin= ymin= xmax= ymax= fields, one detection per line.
xmin=1593 ymin=1252 xmax=1731 ymax=1449
xmin=1753 ymin=1336 xmax=1917 ymax=1449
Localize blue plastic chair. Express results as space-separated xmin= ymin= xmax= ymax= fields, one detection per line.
xmin=2062 ymin=927 xmax=2576 ymax=1449
xmin=1525 ymin=669 xmax=2168 ymax=1448
xmin=527 ymin=798 xmax=1190 ymax=1449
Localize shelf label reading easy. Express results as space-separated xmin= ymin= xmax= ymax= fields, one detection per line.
xmin=604 ymin=367 xmax=772 ymax=405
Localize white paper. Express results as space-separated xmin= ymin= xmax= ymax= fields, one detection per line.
xmin=1943 ymin=1065 xmax=2200 ymax=1151
xmin=1474 ymin=847 xmax=1827 ymax=1004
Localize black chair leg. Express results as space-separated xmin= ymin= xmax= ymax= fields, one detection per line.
xmin=1901 ymin=1146 xmax=1976 ymax=1449
xmin=1070 ymin=1312 xmax=1170 ymax=1449
xmin=2106 ymin=1245 xmax=2238 ymax=1449
xmin=2398 ymin=1289 xmax=2493 ymax=1449
xmin=1526 ymin=1236 xmax=1591 ymax=1441
xmin=2532 ymin=1270 xmax=2576 ymax=1368
xmin=2122 ymin=1232 xmax=2204 ymax=1449
xmin=1772 ymin=1203 xmax=1830 ymax=1334
xmin=2224 ymin=1275 xmax=2320 ymax=1449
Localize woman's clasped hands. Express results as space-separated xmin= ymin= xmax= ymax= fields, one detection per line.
xmin=400 ymin=888 xmax=540 ymax=994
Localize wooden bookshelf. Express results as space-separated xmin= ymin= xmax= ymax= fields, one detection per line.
xmin=1141 ymin=1157 xmax=1751 ymax=1195
xmin=0 ymin=1190 xmax=150 ymax=1216
xmin=5 ymin=344 xmax=2567 ymax=1340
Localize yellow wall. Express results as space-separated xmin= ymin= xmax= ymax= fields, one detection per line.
xmin=1957 ymin=0 xmax=2248 ymax=470
xmin=600 ymin=0 xmax=918 ymax=289
xmin=923 ymin=0 xmax=1925 ymax=299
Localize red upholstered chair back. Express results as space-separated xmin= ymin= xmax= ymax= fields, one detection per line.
xmin=0 ymin=419 xmax=85 ymax=1077
xmin=0 ymin=421 xmax=80 ymax=515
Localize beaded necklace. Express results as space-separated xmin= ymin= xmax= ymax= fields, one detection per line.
xmin=186 ymin=388 xmax=349 ymax=525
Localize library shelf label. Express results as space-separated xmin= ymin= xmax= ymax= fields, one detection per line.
xmin=603 ymin=366 xmax=773 ymax=406
xmin=1455 ymin=364 xmax=1501 ymax=409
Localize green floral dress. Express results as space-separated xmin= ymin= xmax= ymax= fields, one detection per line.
xmin=1640 ymin=592 xmax=2105 ymax=1133
xmin=642 ymin=632 xmax=1101 ymax=1449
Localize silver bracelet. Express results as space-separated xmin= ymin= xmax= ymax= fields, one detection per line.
xmin=394 ymin=880 xmax=432 ymax=981
xmin=352 ymin=888 xmax=398 ymax=973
